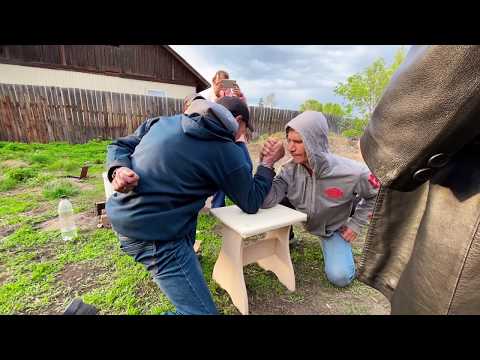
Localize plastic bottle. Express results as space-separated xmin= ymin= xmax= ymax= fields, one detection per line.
xmin=58 ymin=196 xmax=77 ymax=241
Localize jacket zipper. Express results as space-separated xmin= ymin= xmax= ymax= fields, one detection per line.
xmin=358 ymin=186 xmax=386 ymax=272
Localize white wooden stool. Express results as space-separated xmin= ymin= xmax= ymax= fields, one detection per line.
xmin=210 ymin=204 xmax=307 ymax=315
xmin=102 ymin=172 xmax=114 ymax=200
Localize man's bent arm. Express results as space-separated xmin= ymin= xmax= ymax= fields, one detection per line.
xmin=106 ymin=117 xmax=161 ymax=181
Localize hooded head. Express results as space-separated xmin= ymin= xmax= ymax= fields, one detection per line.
xmin=285 ymin=111 xmax=330 ymax=175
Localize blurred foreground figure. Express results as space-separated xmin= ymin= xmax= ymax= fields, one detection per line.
xmin=358 ymin=45 xmax=480 ymax=315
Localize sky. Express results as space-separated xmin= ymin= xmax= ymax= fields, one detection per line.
xmin=170 ymin=45 xmax=411 ymax=111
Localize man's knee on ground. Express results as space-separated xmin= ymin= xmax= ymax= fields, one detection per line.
xmin=325 ymin=266 xmax=354 ymax=288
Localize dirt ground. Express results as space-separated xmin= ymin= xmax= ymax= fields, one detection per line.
xmin=3 ymin=133 xmax=389 ymax=315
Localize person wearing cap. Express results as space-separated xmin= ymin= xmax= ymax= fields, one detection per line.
xmin=105 ymin=97 xmax=284 ymax=315
xmin=211 ymin=96 xmax=255 ymax=208
xmin=183 ymin=93 xmax=205 ymax=112
xmin=261 ymin=111 xmax=379 ymax=288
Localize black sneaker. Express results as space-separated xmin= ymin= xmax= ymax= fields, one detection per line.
xmin=63 ymin=298 xmax=99 ymax=315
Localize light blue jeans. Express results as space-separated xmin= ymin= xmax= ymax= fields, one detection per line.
xmin=117 ymin=232 xmax=218 ymax=315
xmin=320 ymin=231 xmax=356 ymax=287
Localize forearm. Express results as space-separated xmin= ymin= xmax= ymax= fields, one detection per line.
xmin=106 ymin=117 xmax=160 ymax=181
xmin=106 ymin=138 xmax=137 ymax=181
xmin=222 ymin=165 xmax=275 ymax=214
xmin=262 ymin=177 xmax=288 ymax=209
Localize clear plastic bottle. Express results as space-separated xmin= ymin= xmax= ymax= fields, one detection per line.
xmin=58 ymin=196 xmax=77 ymax=241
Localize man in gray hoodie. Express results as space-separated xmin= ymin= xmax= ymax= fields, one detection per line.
xmin=262 ymin=111 xmax=379 ymax=287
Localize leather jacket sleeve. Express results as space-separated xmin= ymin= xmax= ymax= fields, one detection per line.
xmin=360 ymin=45 xmax=480 ymax=191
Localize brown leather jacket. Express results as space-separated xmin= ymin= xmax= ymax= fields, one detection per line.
xmin=358 ymin=45 xmax=480 ymax=314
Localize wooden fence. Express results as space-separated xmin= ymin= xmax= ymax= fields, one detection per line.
xmin=0 ymin=83 xmax=340 ymax=144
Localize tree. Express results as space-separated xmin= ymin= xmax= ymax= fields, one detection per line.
xmin=322 ymin=102 xmax=345 ymax=117
xmin=299 ymin=99 xmax=323 ymax=112
xmin=334 ymin=46 xmax=407 ymax=122
xmin=299 ymin=99 xmax=347 ymax=134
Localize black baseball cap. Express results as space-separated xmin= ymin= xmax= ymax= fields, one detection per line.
xmin=216 ymin=96 xmax=253 ymax=131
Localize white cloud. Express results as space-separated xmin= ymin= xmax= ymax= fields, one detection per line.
xmin=170 ymin=45 xmax=410 ymax=109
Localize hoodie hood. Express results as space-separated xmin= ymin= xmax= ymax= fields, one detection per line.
xmin=286 ymin=111 xmax=330 ymax=175
xmin=182 ymin=99 xmax=239 ymax=142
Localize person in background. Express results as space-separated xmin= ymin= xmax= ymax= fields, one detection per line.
xmin=210 ymin=70 xmax=246 ymax=103
xmin=183 ymin=93 xmax=206 ymax=112
xmin=210 ymin=71 xmax=251 ymax=208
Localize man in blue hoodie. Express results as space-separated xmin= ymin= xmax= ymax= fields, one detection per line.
xmin=106 ymin=97 xmax=284 ymax=315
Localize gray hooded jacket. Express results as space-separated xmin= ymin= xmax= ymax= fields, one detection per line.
xmin=262 ymin=111 xmax=378 ymax=238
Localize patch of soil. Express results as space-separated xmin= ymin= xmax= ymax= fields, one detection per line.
xmin=0 ymin=203 xmax=57 ymax=240
xmin=0 ymin=266 xmax=9 ymax=286
xmin=1 ymin=160 xmax=29 ymax=168
xmin=0 ymin=225 xmax=18 ymax=239
xmin=38 ymin=211 xmax=98 ymax=232
xmin=248 ymin=268 xmax=390 ymax=315
xmin=67 ymin=178 xmax=96 ymax=191
xmin=31 ymin=246 xmax=58 ymax=262
xmin=329 ymin=135 xmax=364 ymax=163
xmin=44 ymin=262 xmax=108 ymax=314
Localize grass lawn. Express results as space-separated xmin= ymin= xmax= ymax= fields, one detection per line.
xmin=0 ymin=137 xmax=389 ymax=315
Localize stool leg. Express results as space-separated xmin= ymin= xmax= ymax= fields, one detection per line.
xmin=257 ymin=226 xmax=296 ymax=291
xmin=213 ymin=226 xmax=249 ymax=315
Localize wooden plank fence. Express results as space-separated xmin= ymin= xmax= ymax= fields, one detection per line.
xmin=0 ymin=83 xmax=339 ymax=144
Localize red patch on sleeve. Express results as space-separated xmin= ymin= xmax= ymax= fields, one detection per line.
xmin=368 ymin=174 xmax=381 ymax=189
xmin=324 ymin=187 xmax=344 ymax=199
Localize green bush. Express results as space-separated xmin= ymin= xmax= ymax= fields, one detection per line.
xmin=341 ymin=118 xmax=368 ymax=139
xmin=0 ymin=177 xmax=18 ymax=191
xmin=48 ymin=159 xmax=79 ymax=172
xmin=1 ymin=143 xmax=31 ymax=152
xmin=342 ymin=128 xmax=364 ymax=139
xmin=5 ymin=167 xmax=36 ymax=182
xmin=26 ymin=173 xmax=55 ymax=186
xmin=42 ymin=180 xmax=80 ymax=200
xmin=29 ymin=153 xmax=52 ymax=165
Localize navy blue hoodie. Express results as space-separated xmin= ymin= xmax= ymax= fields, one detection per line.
xmin=106 ymin=110 xmax=275 ymax=242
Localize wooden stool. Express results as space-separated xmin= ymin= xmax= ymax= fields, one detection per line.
xmin=210 ymin=204 xmax=307 ymax=315
xmin=102 ymin=172 xmax=114 ymax=200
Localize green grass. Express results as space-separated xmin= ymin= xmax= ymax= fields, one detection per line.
xmin=42 ymin=179 xmax=80 ymax=200
xmin=5 ymin=167 xmax=36 ymax=182
xmin=1 ymin=225 xmax=59 ymax=249
xmin=0 ymin=177 xmax=18 ymax=191
xmin=0 ymin=139 xmax=382 ymax=315
xmin=0 ymin=197 xmax=37 ymax=217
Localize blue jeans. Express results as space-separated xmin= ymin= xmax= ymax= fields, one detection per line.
xmin=118 ymin=233 xmax=218 ymax=315
xmin=212 ymin=141 xmax=253 ymax=208
xmin=320 ymin=231 xmax=356 ymax=287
